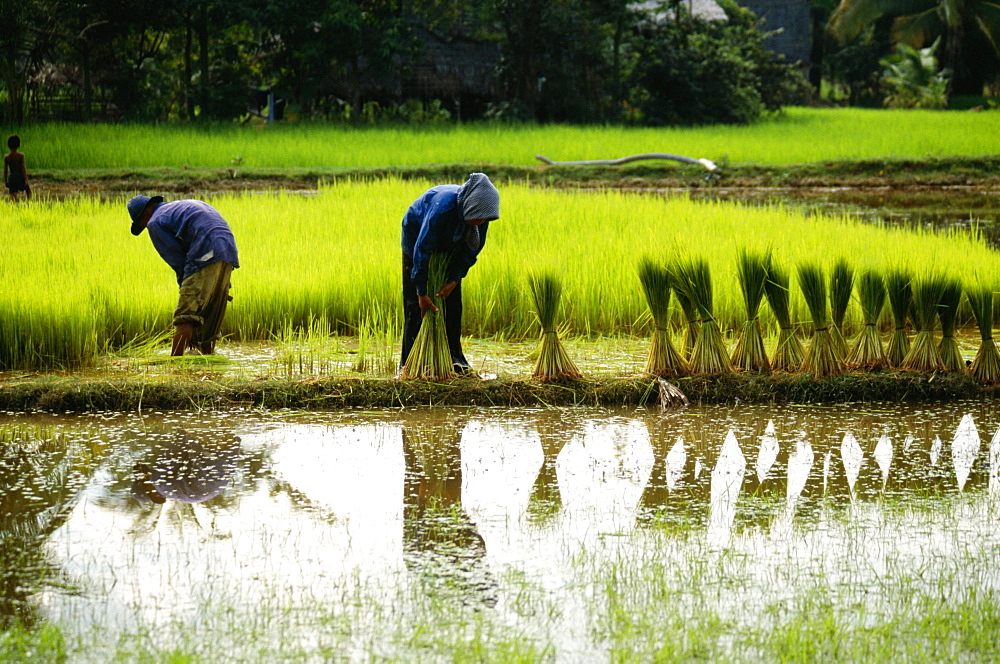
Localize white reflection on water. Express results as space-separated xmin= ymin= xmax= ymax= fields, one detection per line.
xmin=874 ymin=433 xmax=893 ymax=489
xmin=2 ymin=401 xmax=997 ymax=661
xmin=755 ymin=420 xmax=779 ymax=484
xmin=952 ymin=413 xmax=981 ymax=492
xmin=708 ymin=430 xmax=746 ymax=546
xmin=841 ymin=431 xmax=864 ymax=498
xmin=665 ymin=436 xmax=686 ymax=491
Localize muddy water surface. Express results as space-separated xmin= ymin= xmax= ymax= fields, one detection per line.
xmin=4 ymin=401 xmax=1000 ymax=659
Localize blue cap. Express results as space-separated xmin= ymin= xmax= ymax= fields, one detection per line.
xmin=127 ymin=195 xmax=164 ymax=235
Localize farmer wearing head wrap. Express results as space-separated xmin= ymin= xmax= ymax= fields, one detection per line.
xmin=127 ymin=195 xmax=240 ymax=356
xmin=400 ymin=173 xmax=500 ymax=374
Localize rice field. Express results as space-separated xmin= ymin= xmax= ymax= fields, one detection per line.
xmin=1 ymin=179 xmax=997 ymax=370
xmin=6 ymin=107 xmax=1000 ymax=171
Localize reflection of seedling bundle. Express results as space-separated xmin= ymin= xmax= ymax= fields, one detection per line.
xmin=731 ymin=249 xmax=772 ymax=374
xmin=400 ymin=253 xmax=455 ymax=380
xmin=764 ymin=261 xmax=804 ymax=372
xmin=798 ymin=262 xmax=842 ymax=378
xmin=902 ymin=275 xmax=946 ymax=372
xmin=885 ymin=270 xmax=913 ymax=366
xmin=672 ymin=257 xmax=732 ymax=374
xmin=968 ymin=285 xmax=1000 ymax=383
xmin=937 ymin=278 xmax=965 ymax=373
xmin=829 ymin=259 xmax=854 ymax=361
xmin=529 ymin=273 xmax=582 ymax=381
xmin=846 ymin=270 xmax=888 ymax=370
xmin=637 ymin=258 xmax=688 ymax=377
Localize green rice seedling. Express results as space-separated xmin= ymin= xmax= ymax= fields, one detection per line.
xmin=901 ymin=275 xmax=946 ymax=372
xmin=829 ymin=258 xmax=854 ymax=361
xmin=763 ymin=261 xmax=805 ymax=372
xmin=846 ymin=270 xmax=888 ymax=370
xmin=400 ymin=253 xmax=456 ymax=380
xmin=936 ymin=278 xmax=966 ymax=373
xmin=798 ymin=262 xmax=843 ymax=378
xmin=672 ymin=287 xmax=700 ymax=360
xmin=885 ymin=270 xmax=913 ymax=366
xmin=637 ymin=258 xmax=688 ymax=377
xmin=672 ymin=257 xmax=733 ymax=375
xmin=967 ymin=286 xmax=1000 ymax=383
xmin=730 ymin=248 xmax=772 ymax=374
xmin=529 ymin=273 xmax=582 ymax=381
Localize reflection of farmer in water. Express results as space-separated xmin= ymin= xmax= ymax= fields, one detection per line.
xmin=401 ymin=418 xmax=497 ymax=607
xmin=131 ymin=433 xmax=241 ymax=505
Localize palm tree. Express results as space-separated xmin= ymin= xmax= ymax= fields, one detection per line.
xmin=826 ymin=0 xmax=1000 ymax=94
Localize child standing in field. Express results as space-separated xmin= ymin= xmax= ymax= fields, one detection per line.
xmin=4 ymin=134 xmax=31 ymax=201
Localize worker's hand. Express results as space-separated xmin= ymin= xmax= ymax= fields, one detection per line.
xmin=436 ymin=281 xmax=458 ymax=299
xmin=418 ymin=295 xmax=438 ymax=317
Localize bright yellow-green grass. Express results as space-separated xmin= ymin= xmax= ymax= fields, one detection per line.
xmin=7 ymin=107 xmax=1000 ymax=170
xmin=1 ymin=180 xmax=996 ymax=368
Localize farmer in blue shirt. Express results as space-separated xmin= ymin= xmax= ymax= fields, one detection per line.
xmin=401 ymin=173 xmax=500 ymax=374
xmin=127 ymin=195 xmax=240 ymax=356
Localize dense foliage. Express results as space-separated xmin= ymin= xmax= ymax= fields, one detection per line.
xmin=0 ymin=0 xmax=807 ymax=125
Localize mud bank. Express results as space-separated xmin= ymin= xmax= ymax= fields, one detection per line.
xmin=0 ymin=371 xmax=991 ymax=412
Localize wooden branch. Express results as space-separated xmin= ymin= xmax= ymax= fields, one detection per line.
xmin=536 ymin=153 xmax=717 ymax=171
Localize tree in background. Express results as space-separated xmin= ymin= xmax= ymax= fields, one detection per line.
xmin=827 ymin=0 xmax=1000 ymax=97
xmin=626 ymin=0 xmax=809 ymax=125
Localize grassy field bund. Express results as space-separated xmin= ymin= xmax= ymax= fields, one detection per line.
xmin=7 ymin=108 xmax=1000 ymax=171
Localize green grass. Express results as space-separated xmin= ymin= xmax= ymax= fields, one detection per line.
xmin=6 ymin=107 xmax=1000 ymax=171
xmin=2 ymin=181 xmax=999 ymax=369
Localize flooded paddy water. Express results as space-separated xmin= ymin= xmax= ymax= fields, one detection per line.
xmin=4 ymin=401 xmax=1000 ymax=661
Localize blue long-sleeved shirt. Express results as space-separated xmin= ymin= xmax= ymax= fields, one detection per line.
xmin=401 ymin=185 xmax=489 ymax=296
xmin=147 ymin=200 xmax=240 ymax=285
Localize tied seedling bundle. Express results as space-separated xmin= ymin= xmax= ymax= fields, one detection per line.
xmin=885 ymin=270 xmax=913 ymax=366
xmin=901 ymin=275 xmax=946 ymax=372
xmin=798 ymin=262 xmax=843 ymax=378
xmin=672 ymin=283 xmax=700 ymax=360
xmin=937 ymin=278 xmax=965 ymax=373
xmin=529 ymin=273 xmax=582 ymax=381
xmin=846 ymin=270 xmax=888 ymax=370
xmin=672 ymin=257 xmax=733 ymax=375
xmin=731 ymin=248 xmax=772 ymax=374
xmin=400 ymin=253 xmax=456 ymax=380
xmin=968 ymin=286 xmax=1000 ymax=383
xmin=764 ymin=261 xmax=805 ymax=372
xmin=829 ymin=259 xmax=854 ymax=361
xmin=638 ymin=257 xmax=688 ymax=377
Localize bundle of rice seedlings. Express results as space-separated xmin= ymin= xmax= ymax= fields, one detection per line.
xmin=672 ymin=257 xmax=733 ymax=375
xmin=901 ymin=275 xmax=946 ymax=372
xmin=763 ymin=261 xmax=805 ymax=372
xmin=529 ymin=273 xmax=582 ymax=381
xmin=730 ymin=248 xmax=772 ymax=374
xmin=672 ymin=281 xmax=700 ymax=360
xmin=637 ymin=257 xmax=688 ymax=377
xmin=846 ymin=270 xmax=888 ymax=370
xmin=937 ymin=278 xmax=966 ymax=373
xmin=400 ymin=253 xmax=455 ymax=380
xmin=829 ymin=258 xmax=854 ymax=361
xmin=885 ymin=270 xmax=913 ymax=366
xmin=798 ymin=262 xmax=843 ymax=378
xmin=967 ymin=286 xmax=1000 ymax=383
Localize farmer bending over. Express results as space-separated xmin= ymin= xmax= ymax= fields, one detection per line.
xmin=400 ymin=172 xmax=500 ymax=374
xmin=128 ymin=195 xmax=240 ymax=356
